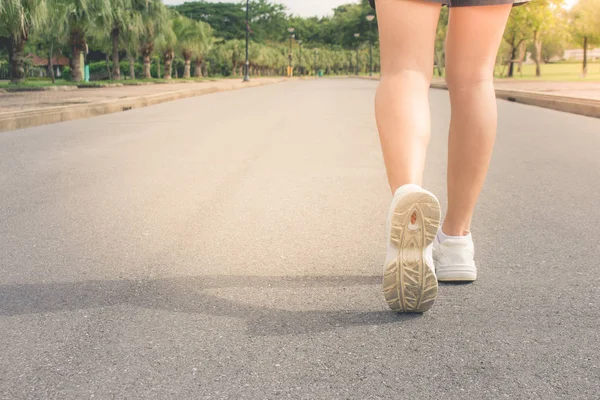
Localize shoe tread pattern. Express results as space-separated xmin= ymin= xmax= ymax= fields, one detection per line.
xmin=383 ymin=192 xmax=440 ymax=312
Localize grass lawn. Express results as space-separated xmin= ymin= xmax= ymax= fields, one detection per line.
xmin=0 ymin=76 xmax=243 ymax=90
xmin=0 ymin=79 xmax=77 ymax=89
xmin=494 ymin=62 xmax=600 ymax=81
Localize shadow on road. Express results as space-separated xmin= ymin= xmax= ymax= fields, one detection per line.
xmin=0 ymin=275 xmax=422 ymax=336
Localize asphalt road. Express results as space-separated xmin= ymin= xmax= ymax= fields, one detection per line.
xmin=1 ymin=79 xmax=599 ymax=399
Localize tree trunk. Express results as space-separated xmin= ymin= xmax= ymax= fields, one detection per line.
xmin=48 ymin=42 xmax=56 ymax=83
xmin=163 ymin=55 xmax=172 ymax=80
xmin=70 ymin=29 xmax=86 ymax=82
xmin=128 ymin=51 xmax=135 ymax=80
xmin=111 ymin=27 xmax=121 ymax=80
xmin=434 ymin=50 xmax=443 ymax=77
xmin=9 ymin=36 xmax=26 ymax=84
xmin=532 ymin=30 xmax=541 ymax=78
xmin=507 ymin=43 xmax=517 ymax=78
xmin=517 ymin=41 xmax=526 ymax=75
xmin=194 ymin=59 xmax=203 ymax=78
xmin=183 ymin=59 xmax=191 ymax=79
xmin=71 ymin=47 xmax=83 ymax=82
xmin=105 ymin=53 xmax=112 ymax=81
xmin=143 ymin=55 xmax=151 ymax=79
xmin=157 ymin=58 xmax=161 ymax=78
xmin=582 ymin=36 xmax=588 ymax=77
xmin=534 ymin=39 xmax=542 ymax=78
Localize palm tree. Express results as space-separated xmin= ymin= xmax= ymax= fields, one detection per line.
xmin=156 ymin=12 xmax=176 ymax=79
xmin=107 ymin=0 xmax=134 ymax=80
xmin=0 ymin=0 xmax=48 ymax=83
xmin=172 ymin=15 xmax=197 ymax=79
xmin=62 ymin=0 xmax=113 ymax=82
xmin=191 ymin=21 xmax=215 ymax=78
xmin=225 ymin=40 xmax=244 ymax=77
xmin=33 ymin=0 xmax=67 ymax=83
xmin=89 ymin=24 xmax=115 ymax=79
xmin=208 ymin=43 xmax=230 ymax=76
xmin=121 ymin=9 xmax=143 ymax=79
xmin=138 ymin=0 xmax=168 ymax=79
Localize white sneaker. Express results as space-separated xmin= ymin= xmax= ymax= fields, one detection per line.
xmin=432 ymin=231 xmax=477 ymax=282
xmin=383 ymin=184 xmax=441 ymax=312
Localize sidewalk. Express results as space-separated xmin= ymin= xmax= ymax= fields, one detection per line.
xmin=490 ymin=80 xmax=600 ymax=101
xmin=359 ymin=75 xmax=600 ymax=118
xmin=0 ymin=78 xmax=286 ymax=132
xmin=433 ymin=78 xmax=600 ymax=118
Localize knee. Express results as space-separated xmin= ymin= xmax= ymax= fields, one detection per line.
xmin=380 ymin=67 xmax=433 ymax=88
xmin=445 ymin=65 xmax=494 ymax=92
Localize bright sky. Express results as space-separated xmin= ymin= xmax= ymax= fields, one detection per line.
xmin=162 ymin=0 xmax=360 ymax=17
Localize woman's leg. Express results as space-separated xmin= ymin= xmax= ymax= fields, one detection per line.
xmin=375 ymin=0 xmax=441 ymax=193
xmin=443 ymin=5 xmax=512 ymax=236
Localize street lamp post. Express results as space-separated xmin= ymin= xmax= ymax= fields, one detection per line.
xmin=354 ymin=33 xmax=360 ymax=76
xmin=297 ymin=40 xmax=303 ymax=76
xmin=287 ymin=27 xmax=295 ymax=77
xmin=366 ymin=15 xmax=375 ymax=77
xmin=243 ymin=0 xmax=250 ymax=82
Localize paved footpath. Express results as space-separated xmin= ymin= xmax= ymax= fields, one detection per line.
xmin=0 ymin=78 xmax=284 ymax=113
xmin=1 ymin=79 xmax=599 ymax=399
xmin=433 ymin=78 xmax=600 ymax=101
xmin=432 ymin=78 xmax=600 ymax=118
xmin=491 ymin=80 xmax=600 ymax=101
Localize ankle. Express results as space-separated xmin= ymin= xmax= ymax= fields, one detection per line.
xmin=441 ymin=222 xmax=470 ymax=237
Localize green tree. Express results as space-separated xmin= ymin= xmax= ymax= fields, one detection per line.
xmin=88 ymin=26 xmax=114 ymax=79
xmin=525 ymin=0 xmax=563 ymax=77
xmin=60 ymin=0 xmax=113 ymax=82
xmin=174 ymin=0 xmax=287 ymax=43
xmin=570 ymin=0 xmax=600 ymax=76
xmin=174 ymin=1 xmax=245 ymax=41
xmin=226 ymin=39 xmax=245 ymax=77
xmin=106 ymin=0 xmax=136 ymax=80
xmin=172 ymin=14 xmax=210 ymax=79
xmin=503 ymin=7 xmax=532 ymax=77
xmin=191 ymin=21 xmax=215 ymax=78
xmin=434 ymin=8 xmax=449 ymax=77
xmin=31 ymin=0 xmax=68 ymax=83
xmin=326 ymin=0 xmax=375 ymax=48
xmin=139 ymin=0 xmax=168 ymax=79
xmin=0 ymin=0 xmax=48 ymax=83
xmin=156 ymin=11 xmax=177 ymax=79
xmin=541 ymin=7 xmax=569 ymax=63
xmin=121 ymin=6 xmax=143 ymax=79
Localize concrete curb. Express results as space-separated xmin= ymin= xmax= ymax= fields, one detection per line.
xmin=359 ymin=77 xmax=600 ymax=119
xmin=430 ymin=82 xmax=600 ymax=119
xmin=0 ymin=78 xmax=287 ymax=133
xmin=2 ymin=85 xmax=79 ymax=93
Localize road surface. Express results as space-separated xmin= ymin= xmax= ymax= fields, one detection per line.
xmin=1 ymin=79 xmax=599 ymax=399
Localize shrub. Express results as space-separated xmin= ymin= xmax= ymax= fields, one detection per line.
xmin=62 ymin=67 xmax=72 ymax=80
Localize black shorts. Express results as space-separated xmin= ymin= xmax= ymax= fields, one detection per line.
xmin=369 ymin=0 xmax=529 ymax=7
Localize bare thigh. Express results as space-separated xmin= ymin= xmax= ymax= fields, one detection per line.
xmin=376 ymin=0 xmax=441 ymax=77
xmin=445 ymin=4 xmax=512 ymax=86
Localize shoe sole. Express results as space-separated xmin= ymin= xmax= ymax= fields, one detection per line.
xmin=436 ymin=269 xmax=477 ymax=282
xmin=383 ymin=191 xmax=440 ymax=313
